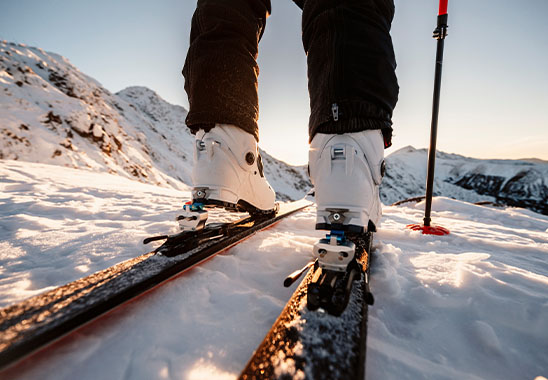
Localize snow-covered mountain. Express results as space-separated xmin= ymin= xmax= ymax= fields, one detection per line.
xmin=0 ymin=41 xmax=310 ymax=201
xmin=0 ymin=41 xmax=187 ymax=189
xmin=382 ymin=146 xmax=548 ymax=215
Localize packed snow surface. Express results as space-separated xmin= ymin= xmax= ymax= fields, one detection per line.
xmin=1 ymin=160 xmax=547 ymax=380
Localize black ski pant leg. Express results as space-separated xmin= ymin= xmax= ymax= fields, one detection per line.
xmin=182 ymin=0 xmax=271 ymax=142
xmin=299 ymin=0 xmax=399 ymax=147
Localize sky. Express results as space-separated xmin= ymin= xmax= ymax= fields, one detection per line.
xmin=1 ymin=0 xmax=547 ymax=165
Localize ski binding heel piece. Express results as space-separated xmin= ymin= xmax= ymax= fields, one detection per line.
xmin=312 ymin=231 xmax=355 ymax=272
xmin=177 ymin=202 xmax=208 ymax=231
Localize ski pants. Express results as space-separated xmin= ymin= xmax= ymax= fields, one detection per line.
xmin=182 ymin=0 xmax=399 ymax=147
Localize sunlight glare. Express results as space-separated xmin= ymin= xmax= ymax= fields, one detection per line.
xmin=187 ymin=358 xmax=236 ymax=380
xmin=410 ymin=252 xmax=490 ymax=288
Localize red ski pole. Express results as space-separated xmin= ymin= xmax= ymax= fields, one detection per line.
xmin=407 ymin=0 xmax=450 ymax=236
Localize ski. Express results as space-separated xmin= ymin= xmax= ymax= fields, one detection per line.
xmin=239 ymin=232 xmax=374 ymax=380
xmin=0 ymin=199 xmax=311 ymax=370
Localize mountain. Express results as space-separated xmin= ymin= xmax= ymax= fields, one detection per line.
xmin=382 ymin=146 xmax=548 ymax=215
xmin=0 ymin=41 xmax=310 ymax=201
xmin=1 ymin=41 xmax=546 ymax=214
xmin=0 ymin=41 xmax=193 ymax=189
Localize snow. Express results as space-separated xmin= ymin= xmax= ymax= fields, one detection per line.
xmin=370 ymin=198 xmax=548 ymax=379
xmin=1 ymin=160 xmax=548 ymax=380
xmin=0 ymin=160 xmax=189 ymax=307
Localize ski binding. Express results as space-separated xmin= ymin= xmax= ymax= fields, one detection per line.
xmin=312 ymin=230 xmax=355 ymax=272
xmin=177 ymin=202 xmax=208 ymax=231
xmin=307 ymin=231 xmax=363 ymax=315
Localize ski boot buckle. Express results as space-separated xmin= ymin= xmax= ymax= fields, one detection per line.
xmin=177 ymin=202 xmax=208 ymax=231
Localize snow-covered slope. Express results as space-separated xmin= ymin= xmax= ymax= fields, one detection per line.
xmin=260 ymin=149 xmax=310 ymax=201
xmin=0 ymin=41 xmax=190 ymax=189
xmin=1 ymin=160 xmax=547 ymax=380
xmin=0 ymin=41 xmax=311 ymax=200
xmin=382 ymin=146 xmax=548 ymax=215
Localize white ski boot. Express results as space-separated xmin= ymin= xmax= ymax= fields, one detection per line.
xmin=190 ymin=124 xmax=277 ymax=214
xmin=308 ymin=129 xmax=385 ymax=233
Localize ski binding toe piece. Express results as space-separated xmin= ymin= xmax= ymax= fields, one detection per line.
xmin=307 ymin=231 xmax=361 ymax=315
xmin=312 ymin=230 xmax=355 ymax=272
xmin=177 ymin=202 xmax=208 ymax=231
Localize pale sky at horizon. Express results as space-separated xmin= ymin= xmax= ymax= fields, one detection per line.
xmin=1 ymin=0 xmax=547 ymax=165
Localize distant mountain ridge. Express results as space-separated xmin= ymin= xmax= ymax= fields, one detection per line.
xmin=382 ymin=146 xmax=548 ymax=215
xmin=1 ymin=41 xmax=546 ymax=214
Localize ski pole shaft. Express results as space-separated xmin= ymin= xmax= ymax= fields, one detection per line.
xmin=424 ymin=1 xmax=448 ymax=227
